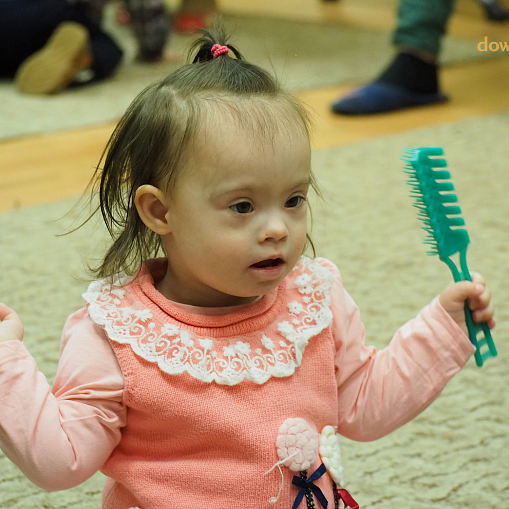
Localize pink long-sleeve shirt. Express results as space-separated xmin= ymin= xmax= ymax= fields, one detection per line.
xmin=0 ymin=257 xmax=475 ymax=508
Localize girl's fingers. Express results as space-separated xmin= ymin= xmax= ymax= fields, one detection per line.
xmin=473 ymin=301 xmax=495 ymax=325
xmin=469 ymin=271 xmax=485 ymax=286
xmin=462 ymin=274 xmax=495 ymax=326
xmin=0 ymin=303 xmax=15 ymax=321
xmin=468 ymin=286 xmax=492 ymax=313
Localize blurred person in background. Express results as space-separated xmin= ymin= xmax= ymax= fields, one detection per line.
xmin=0 ymin=0 xmax=123 ymax=94
xmin=74 ymin=0 xmax=170 ymax=62
xmin=0 ymin=0 xmax=185 ymax=95
xmin=331 ymin=0 xmax=508 ymax=115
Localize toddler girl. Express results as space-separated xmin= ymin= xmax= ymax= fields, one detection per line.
xmin=0 ymin=27 xmax=495 ymax=509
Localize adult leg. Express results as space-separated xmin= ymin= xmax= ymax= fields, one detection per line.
xmin=331 ymin=0 xmax=456 ymax=115
xmin=67 ymin=0 xmax=124 ymax=78
xmin=73 ymin=0 xmax=108 ymax=24
xmin=393 ymin=0 xmax=455 ymax=59
xmin=0 ymin=0 xmax=79 ymax=76
xmin=0 ymin=0 xmax=122 ymax=81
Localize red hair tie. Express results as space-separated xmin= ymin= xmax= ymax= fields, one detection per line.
xmin=211 ymin=44 xmax=229 ymax=58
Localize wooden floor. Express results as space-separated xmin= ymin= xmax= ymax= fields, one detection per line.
xmin=1 ymin=0 xmax=508 ymax=212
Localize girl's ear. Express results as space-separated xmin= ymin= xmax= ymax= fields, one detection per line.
xmin=135 ymin=185 xmax=172 ymax=235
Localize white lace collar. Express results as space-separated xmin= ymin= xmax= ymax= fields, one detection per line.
xmin=84 ymin=257 xmax=334 ymax=386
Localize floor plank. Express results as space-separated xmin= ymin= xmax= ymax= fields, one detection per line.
xmin=0 ymin=125 xmax=114 ymax=211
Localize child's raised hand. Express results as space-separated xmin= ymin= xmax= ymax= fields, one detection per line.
xmin=438 ymin=272 xmax=495 ymax=337
xmin=0 ymin=303 xmax=24 ymax=343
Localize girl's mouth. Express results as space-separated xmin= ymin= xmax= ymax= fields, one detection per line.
xmin=250 ymin=258 xmax=284 ymax=268
xmin=248 ymin=258 xmax=286 ymax=280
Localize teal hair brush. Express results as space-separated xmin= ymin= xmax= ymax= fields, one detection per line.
xmin=403 ymin=147 xmax=496 ymax=367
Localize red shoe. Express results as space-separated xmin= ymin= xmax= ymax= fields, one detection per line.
xmin=174 ymin=13 xmax=208 ymax=33
xmin=115 ymin=1 xmax=131 ymax=25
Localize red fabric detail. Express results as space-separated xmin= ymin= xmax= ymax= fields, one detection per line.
xmin=337 ymin=488 xmax=359 ymax=508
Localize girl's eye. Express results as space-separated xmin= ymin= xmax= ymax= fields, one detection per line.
xmin=286 ymin=196 xmax=305 ymax=208
xmin=230 ymin=201 xmax=253 ymax=214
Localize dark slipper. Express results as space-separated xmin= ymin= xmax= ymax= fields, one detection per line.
xmin=331 ymin=81 xmax=448 ymax=115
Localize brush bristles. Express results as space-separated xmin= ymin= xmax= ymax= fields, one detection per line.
xmin=403 ymin=148 xmax=470 ymax=258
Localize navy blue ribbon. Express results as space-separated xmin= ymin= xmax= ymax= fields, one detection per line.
xmin=292 ymin=463 xmax=328 ymax=509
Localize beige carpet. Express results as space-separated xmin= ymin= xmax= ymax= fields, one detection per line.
xmin=1 ymin=109 xmax=508 ymax=507
xmin=0 ymin=8 xmax=497 ymax=141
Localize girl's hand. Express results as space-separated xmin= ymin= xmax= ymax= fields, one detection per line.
xmin=0 ymin=303 xmax=24 ymax=343
xmin=439 ymin=272 xmax=495 ymax=337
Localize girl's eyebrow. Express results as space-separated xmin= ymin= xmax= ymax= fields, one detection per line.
xmin=292 ymin=177 xmax=312 ymax=189
xmin=211 ymin=177 xmax=311 ymax=198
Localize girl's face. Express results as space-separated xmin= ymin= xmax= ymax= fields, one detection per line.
xmin=157 ymin=113 xmax=312 ymax=307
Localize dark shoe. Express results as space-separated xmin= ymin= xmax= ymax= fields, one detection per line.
xmin=331 ymin=81 xmax=448 ymax=115
xmin=15 ymin=22 xmax=92 ymax=94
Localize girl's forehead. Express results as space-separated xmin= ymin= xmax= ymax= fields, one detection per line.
xmin=194 ymin=95 xmax=310 ymax=142
xmin=171 ymin=96 xmax=312 ymax=189
xmin=193 ymin=115 xmax=309 ymax=162
xmin=181 ymin=120 xmax=311 ymax=188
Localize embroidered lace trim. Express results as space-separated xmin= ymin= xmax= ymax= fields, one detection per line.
xmin=84 ymin=257 xmax=334 ymax=385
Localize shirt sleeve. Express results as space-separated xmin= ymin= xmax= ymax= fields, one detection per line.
xmin=317 ymin=258 xmax=476 ymax=443
xmin=0 ymin=307 xmax=126 ymax=491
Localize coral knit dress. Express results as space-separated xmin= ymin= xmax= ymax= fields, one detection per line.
xmin=0 ymin=257 xmax=475 ymax=509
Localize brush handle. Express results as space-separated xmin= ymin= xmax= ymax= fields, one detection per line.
xmin=464 ymin=304 xmax=497 ymax=367
xmin=458 ymin=251 xmax=497 ymax=367
xmin=442 ymin=251 xmax=497 ymax=367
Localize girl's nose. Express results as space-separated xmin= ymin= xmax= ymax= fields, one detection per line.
xmin=261 ymin=214 xmax=289 ymax=242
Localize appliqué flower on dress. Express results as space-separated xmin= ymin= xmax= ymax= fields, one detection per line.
xmin=83 ymin=257 xmax=334 ymax=385
xmin=268 ymin=418 xmax=358 ymax=509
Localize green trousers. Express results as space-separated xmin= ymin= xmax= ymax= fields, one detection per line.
xmin=393 ymin=0 xmax=456 ymax=56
